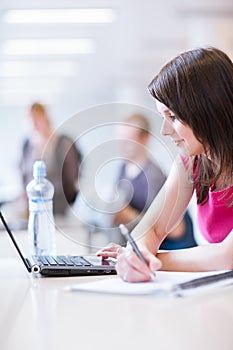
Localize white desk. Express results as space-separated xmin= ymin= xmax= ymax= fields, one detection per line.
xmin=0 ymin=229 xmax=233 ymax=350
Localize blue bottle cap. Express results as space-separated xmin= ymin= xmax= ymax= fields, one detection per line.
xmin=33 ymin=160 xmax=47 ymax=179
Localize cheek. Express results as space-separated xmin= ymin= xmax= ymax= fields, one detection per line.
xmin=175 ymin=123 xmax=189 ymax=138
xmin=184 ymin=132 xmax=204 ymax=154
xmin=175 ymin=122 xmax=196 ymax=142
xmin=176 ymin=124 xmax=204 ymax=153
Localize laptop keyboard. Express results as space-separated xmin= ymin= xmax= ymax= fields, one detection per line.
xmin=33 ymin=255 xmax=92 ymax=267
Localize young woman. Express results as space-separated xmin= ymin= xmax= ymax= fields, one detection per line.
xmin=97 ymin=47 xmax=233 ymax=282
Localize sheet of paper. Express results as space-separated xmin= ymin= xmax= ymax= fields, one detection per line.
xmin=67 ymin=271 xmax=233 ymax=296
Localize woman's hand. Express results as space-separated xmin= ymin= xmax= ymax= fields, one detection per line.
xmin=97 ymin=243 xmax=162 ymax=282
xmin=96 ymin=243 xmax=125 ymax=259
xmin=116 ymin=247 xmax=162 ymax=282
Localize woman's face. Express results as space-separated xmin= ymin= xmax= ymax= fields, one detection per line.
xmin=156 ymin=100 xmax=204 ymax=156
xmin=28 ymin=109 xmax=48 ymax=134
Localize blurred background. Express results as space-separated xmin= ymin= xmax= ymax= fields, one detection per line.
xmin=0 ymin=0 xmax=232 ymax=245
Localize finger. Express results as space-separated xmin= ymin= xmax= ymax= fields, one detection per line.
xmin=96 ymin=243 xmax=121 ymax=254
xmin=116 ymin=249 xmax=152 ymax=281
xmin=116 ymin=256 xmax=151 ymax=283
xmin=124 ymin=248 xmax=153 ymax=275
xmin=116 ymin=246 xmax=125 ymax=255
xmin=97 ymin=248 xmax=125 ymax=259
xmin=96 ymin=251 xmax=118 ymax=258
xmin=120 ymin=268 xmax=151 ymax=283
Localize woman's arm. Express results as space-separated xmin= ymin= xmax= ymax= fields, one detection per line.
xmin=157 ymin=230 xmax=233 ymax=272
xmin=98 ymin=156 xmax=196 ymax=282
xmin=97 ymin=156 xmax=193 ymax=258
xmin=113 ymin=231 xmax=233 ymax=282
xmin=131 ymin=155 xmax=194 ymax=253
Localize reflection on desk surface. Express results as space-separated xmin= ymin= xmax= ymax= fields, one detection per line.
xmin=0 ymin=258 xmax=233 ymax=350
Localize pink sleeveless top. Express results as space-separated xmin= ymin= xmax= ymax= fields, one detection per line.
xmin=180 ymin=155 xmax=233 ymax=243
xmin=196 ymin=185 xmax=233 ymax=243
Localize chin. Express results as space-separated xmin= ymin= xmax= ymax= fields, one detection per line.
xmin=180 ymin=145 xmax=202 ymax=157
xmin=179 ymin=148 xmax=191 ymax=157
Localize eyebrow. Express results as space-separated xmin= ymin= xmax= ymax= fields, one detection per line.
xmin=158 ymin=109 xmax=169 ymax=114
xmin=160 ymin=109 xmax=171 ymax=115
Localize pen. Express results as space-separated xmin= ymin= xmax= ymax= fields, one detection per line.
xmin=119 ymin=224 xmax=156 ymax=281
xmin=172 ymin=270 xmax=233 ymax=296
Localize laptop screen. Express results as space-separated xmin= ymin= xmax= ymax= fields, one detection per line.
xmin=0 ymin=212 xmax=31 ymax=272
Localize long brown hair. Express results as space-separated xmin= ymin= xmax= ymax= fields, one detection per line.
xmin=148 ymin=47 xmax=233 ymax=205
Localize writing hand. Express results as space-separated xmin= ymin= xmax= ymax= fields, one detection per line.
xmin=116 ymin=247 xmax=162 ymax=282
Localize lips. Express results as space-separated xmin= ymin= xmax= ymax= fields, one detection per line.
xmin=173 ymin=139 xmax=184 ymax=146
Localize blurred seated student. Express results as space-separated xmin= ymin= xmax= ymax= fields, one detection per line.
xmin=19 ymin=102 xmax=81 ymax=215
xmin=114 ymin=114 xmax=196 ymax=250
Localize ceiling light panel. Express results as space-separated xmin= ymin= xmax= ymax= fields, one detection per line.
xmin=0 ymin=78 xmax=63 ymax=91
xmin=2 ymin=39 xmax=96 ymax=55
xmin=0 ymin=61 xmax=78 ymax=77
xmin=3 ymin=9 xmax=116 ymax=24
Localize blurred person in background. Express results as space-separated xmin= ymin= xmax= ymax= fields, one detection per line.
xmin=19 ymin=102 xmax=81 ymax=216
xmin=113 ymin=114 xmax=196 ymax=250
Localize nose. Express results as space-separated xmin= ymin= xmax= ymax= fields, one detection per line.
xmin=160 ymin=118 xmax=174 ymax=136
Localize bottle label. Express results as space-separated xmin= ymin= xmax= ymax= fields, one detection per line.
xmin=29 ymin=199 xmax=53 ymax=213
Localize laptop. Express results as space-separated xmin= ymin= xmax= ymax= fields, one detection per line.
xmin=0 ymin=211 xmax=116 ymax=277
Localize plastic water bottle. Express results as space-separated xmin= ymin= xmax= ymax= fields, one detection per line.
xmin=26 ymin=160 xmax=56 ymax=256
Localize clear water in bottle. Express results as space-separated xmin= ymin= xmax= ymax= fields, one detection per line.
xmin=26 ymin=160 xmax=56 ymax=256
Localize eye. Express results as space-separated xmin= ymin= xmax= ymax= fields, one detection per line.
xmin=169 ymin=115 xmax=176 ymax=122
